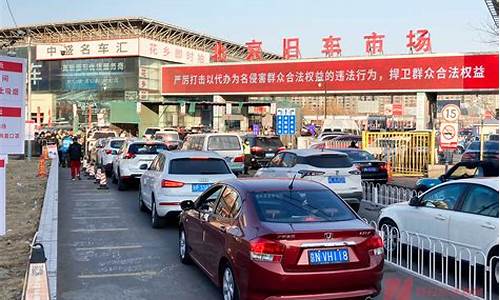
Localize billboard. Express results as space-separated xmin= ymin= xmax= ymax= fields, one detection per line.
xmin=161 ymin=53 xmax=498 ymax=95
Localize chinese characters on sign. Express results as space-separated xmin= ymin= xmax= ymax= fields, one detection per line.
xmin=0 ymin=56 xmax=26 ymax=154
xmin=211 ymin=42 xmax=227 ymax=62
xmin=245 ymin=40 xmax=263 ymax=61
xmin=283 ymin=38 xmax=301 ymax=59
xmin=406 ymin=29 xmax=432 ymax=53
xmin=161 ymin=54 xmax=498 ymax=94
xmin=322 ymin=35 xmax=342 ymax=57
xmin=364 ymin=32 xmax=385 ymax=55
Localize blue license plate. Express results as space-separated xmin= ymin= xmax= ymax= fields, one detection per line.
xmin=364 ymin=167 xmax=378 ymax=172
xmin=308 ymin=248 xmax=349 ymax=265
xmin=328 ymin=176 xmax=346 ymax=184
xmin=192 ymin=184 xmax=211 ymax=193
xmin=265 ymin=153 xmax=274 ymax=158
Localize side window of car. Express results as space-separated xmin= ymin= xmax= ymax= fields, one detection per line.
xmin=448 ymin=165 xmax=478 ymax=179
xmin=149 ymin=156 xmax=160 ymax=171
xmin=459 ymin=185 xmax=498 ymax=217
xmin=196 ymin=185 xmax=224 ymax=212
xmin=215 ymin=187 xmax=242 ymax=219
xmin=157 ymin=155 xmax=166 ymax=172
xmin=282 ymin=153 xmax=297 ymax=168
xmin=420 ymin=184 xmax=467 ymax=210
xmin=270 ymin=153 xmax=285 ymax=167
xmin=183 ymin=137 xmax=192 ymax=150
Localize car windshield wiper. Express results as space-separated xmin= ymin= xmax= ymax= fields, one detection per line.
xmin=198 ymin=171 xmax=222 ymax=174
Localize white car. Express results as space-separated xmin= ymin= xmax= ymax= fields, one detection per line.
xmin=255 ymin=149 xmax=362 ymax=211
xmin=112 ymin=140 xmax=169 ymax=190
xmin=86 ymin=130 xmax=117 ymax=158
xmin=96 ymin=137 xmax=125 ymax=175
xmin=139 ymin=151 xmax=236 ymax=228
xmin=181 ymin=133 xmax=244 ymax=174
xmin=143 ymin=127 xmax=177 ymax=139
xmin=378 ymin=178 xmax=499 ymax=283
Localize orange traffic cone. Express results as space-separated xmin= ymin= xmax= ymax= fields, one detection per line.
xmin=98 ymin=169 xmax=108 ymax=189
xmin=37 ymin=158 xmax=47 ymax=177
xmin=386 ymin=161 xmax=393 ymax=182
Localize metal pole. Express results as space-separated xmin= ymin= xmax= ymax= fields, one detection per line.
xmin=480 ymin=119 xmax=484 ymax=161
xmin=27 ymin=36 xmax=32 ymax=161
xmin=323 ymin=82 xmax=327 ymax=120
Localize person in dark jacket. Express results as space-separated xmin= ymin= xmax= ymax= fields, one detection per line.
xmin=68 ymin=137 xmax=83 ymax=180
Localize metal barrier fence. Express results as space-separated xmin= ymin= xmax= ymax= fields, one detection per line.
xmin=324 ymin=140 xmax=352 ymax=149
xmin=362 ymin=182 xmax=418 ymax=206
xmin=372 ymin=223 xmax=499 ymax=300
xmin=362 ymin=131 xmax=436 ymax=177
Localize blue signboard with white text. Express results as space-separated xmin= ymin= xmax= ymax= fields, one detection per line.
xmin=276 ymin=108 xmax=296 ymax=135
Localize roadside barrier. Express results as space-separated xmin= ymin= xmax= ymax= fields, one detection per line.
xmin=98 ymin=168 xmax=108 ymax=189
xmin=22 ymin=239 xmax=50 ymax=300
xmin=362 ymin=182 xmax=417 ymax=207
xmin=95 ymin=168 xmax=102 ymax=184
xmin=88 ymin=163 xmax=95 ymax=179
xmin=375 ymin=223 xmax=498 ymax=300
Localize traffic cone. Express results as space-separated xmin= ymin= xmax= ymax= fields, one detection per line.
xmin=82 ymin=159 xmax=88 ymax=174
xmin=37 ymin=158 xmax=47 ymax=177
xmin=95 ymin=168 xmax=102 ymax=184
xmin=386 ymin=160 xmax=393 ymax=182
xmin=88 ymin=163 xmax=95 ymax=179
xmin=98 ymin=169 xmax=108 ymax=189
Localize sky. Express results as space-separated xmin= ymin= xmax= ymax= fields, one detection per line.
xmin=0 ymin=0 xmax=497 ymax=57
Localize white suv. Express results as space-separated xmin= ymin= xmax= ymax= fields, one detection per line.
xmin=255 ymin=149 xmax=362 ymax=211
xmin=139 ymin=151 xmax=236 ymax=228
xmin=112 ymin=140 xmax=169 ymax=190
xmin=96 ymin=137 xmax=125 ymax=176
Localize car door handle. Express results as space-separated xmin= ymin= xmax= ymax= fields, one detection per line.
xmin=434 ymin=214 xmax=447 ymax=221
xmin=218 ymin=225 xmax=226 ymax=233
xmin=481 ymin=222 xmax=496 ymax=230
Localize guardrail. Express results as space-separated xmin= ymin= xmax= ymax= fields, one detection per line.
xmin=362 ymin=182 xmax=418 ymax=207
xmin=368 ymin=221 xmax=498 ymax=300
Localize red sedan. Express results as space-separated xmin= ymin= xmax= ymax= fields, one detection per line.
xmin=178 ymin=178 xmax=384 ymax=300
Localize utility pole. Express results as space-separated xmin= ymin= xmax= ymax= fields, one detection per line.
xmin=26 ymin=35 xmax=32 ymax=161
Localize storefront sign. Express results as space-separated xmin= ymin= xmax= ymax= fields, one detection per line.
xmin=162 ymin=53 xmax=498 ymax=95
xmin=36 ymin=38 xmax=210 ymax=65
xmin=0 ymin=56 xmax=26 ymax=154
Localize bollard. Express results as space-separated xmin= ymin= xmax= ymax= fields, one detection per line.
xmin=88 ymin=163 xmax=95 ymax=179
xmin=82 ymin=159 xmax=88 ymax=174
xmin=37 ymin=146 xmax=48 ymax=177
xmin=95 ymin=168 xmax=102 ymax=184
xmin=23 ymin=243 xmax=50 ymax=300
xmin=98 ymin=168 xmax=108 ymax=189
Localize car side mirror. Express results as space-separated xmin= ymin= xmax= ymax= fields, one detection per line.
xmin=139 ymin=164 xmax=148 ymax=170
xmin=438 ymin=174 xmax=445 ymax=181
xmin=409 ymin=195 xmax=420 ymax=207
xmin=180 ymin=200 xmax=195 ymax=211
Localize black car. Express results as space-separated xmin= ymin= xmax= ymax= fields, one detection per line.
xmin=242 ymin=135 xmax=285 ymax=169
xmin=461 ymin=141 xmax=499 ymax=162
xmin=334 ymin=149 xmax=388 ymax=184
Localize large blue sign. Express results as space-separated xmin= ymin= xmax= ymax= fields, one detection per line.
xmin=276 ymin=108 xmax=296 ymax=135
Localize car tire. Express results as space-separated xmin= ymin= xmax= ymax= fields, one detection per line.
xmin=379 ymin=219 xmax=399 ymax=253
xmin=179 ymin=227 xmax=192 ymax=264
xmin=138 ymin=188 xmax=147 ymax=212
xmin=221 ymin=263 xmax=239 ymax=300
xmin=117 ymin=171 xmax=127 ymax=191
xmin=151 ymin=197 xmax=166 ymax=228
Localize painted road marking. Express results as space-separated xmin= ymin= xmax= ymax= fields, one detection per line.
xmin=71 ymin=216 xmax=120 ymax=220
xmin=73 ymin=207 xmax=120 ymax=210
xmin=78 ymin=271 xmax=157 ymax=279
xmin=70 ymin=228 xmax=128 ymax=233
xmin=75 ymin=245 xmax=143 ymax=251
xmin=72 ymin=199 xmax=118 ymax=202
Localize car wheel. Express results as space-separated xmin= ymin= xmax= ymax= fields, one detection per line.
xmin=138 ymin=188 xmax=147 ymax=212
xmin=179 ymin=228 xmax=192 ymax=264
xmin=379 ymin=219 xmax=399 ymax=253
xmin=117 ymin=172 xmax=127 ymax=191
xmin=151 ymin=197 xmax=165 ymax=228
xmin=221 ymin=264 xmax=239 ymax=300
xmin=494 ymin=259 xmax=499 ymax=285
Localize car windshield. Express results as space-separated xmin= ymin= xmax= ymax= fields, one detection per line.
xmin=339 ymin=150 xmax=375 ymax=161
xmin=298 ymin=154 xmax=352 ymax=168
xmin=207 ymin=136 xmax=241 ymax=151
xmin=145 ymin=128 xmax=160 ymax=135
xmin=128 ymin=143 xmax=168 ymax=154
xmin=251 ymin=190 xmax=355 ymax=223
xmin=110 ymin=140 xmax=124 ymax=149
xmin=169 ymin=158 xmax=231 ymax=174
xmin=92 ymin=132 xmax=116 ymax=139
xmin=468 ymin=141 xmax=499 ymax=151
xmin=255 ymin=137 xmax=283 ymax=148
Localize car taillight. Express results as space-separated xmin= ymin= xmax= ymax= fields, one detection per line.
xmin=251 ymin=146 xmax=263 ymax=154
xmin=278 ymin=146 xmax=286 ymax=152
xmin=233 ymin=155 xmax=244 ymax=163
xmin=123 ymin=152 xmax=136 ymax=159
xmin=249 ymin=238 xmax=285 ymax=263
xmin=366 ymin=234 xmax=384 ymax=256
xmin=105 ymin=149 xmax=113 ymax=155
xmin=379 ymin=163 xmax=387 ymax=171
xmin=161 ymin=180 xmax=184 ymax=188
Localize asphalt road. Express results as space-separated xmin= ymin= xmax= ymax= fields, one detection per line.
xmin=57 ymin=169 xmax=468 ymax=300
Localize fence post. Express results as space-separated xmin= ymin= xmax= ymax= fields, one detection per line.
xmin=430 ymin=129 xmax=436 ymax=166
xmin=373 ymin=184 xmax=378 ymax=204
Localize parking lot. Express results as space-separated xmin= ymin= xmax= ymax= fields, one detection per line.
xmin=57 ymin=170 xmax=470 ymax=300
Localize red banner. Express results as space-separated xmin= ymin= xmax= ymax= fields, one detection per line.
xmin=162 ymin=53 xmax=498 ymax=95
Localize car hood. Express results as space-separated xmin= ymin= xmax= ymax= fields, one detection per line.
xmin=416 ymin=178 xmax=441 ymax=187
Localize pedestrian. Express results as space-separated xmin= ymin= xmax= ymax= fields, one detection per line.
xmin=243 ymin=139 xmax=252 ymax=175
xmin=59 ymin=134 xmax=72 ymax=167
xmin=68 ymin=136 xmax=83 ymax=180
xmin=348 ymin=141 xmax=358 ymax=148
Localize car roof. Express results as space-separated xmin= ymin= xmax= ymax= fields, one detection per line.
xmin=160 ymin=151 xmax=223 ymax=160
xmin=440 ymin=177 xmax=499 ymax=190
xmin=187 ymin=133 xmax=242 ymax=137
xmin=128 ymin=139 xmax=164 ymax=144
xmin=283 ymin=149 xmax=348 ymax=157
xmin=220 ymin=178 xmax=329 ymax=193
xmin=155 ymin=131 xmax=178 ymax=134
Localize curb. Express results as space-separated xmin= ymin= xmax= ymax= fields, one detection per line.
xmin=35 ymin=158 xmax=59 ymax=300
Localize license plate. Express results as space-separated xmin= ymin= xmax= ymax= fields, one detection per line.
xmin=328 ymin=176 xmax=345 ymax=184
xmin=308 ymin=248 xmax=349 ymax=265
xmin=364 ymin=167 xmax=378 ymax=172
xmin=265 ymin=153 xmax=274 ymax=158
xmin=192 ymin=184 xmax=211 ymax=193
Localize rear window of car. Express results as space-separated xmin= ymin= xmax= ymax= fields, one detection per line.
xmin=92 ymin=132 xmax=116 ymax=139
xmin=168 ymin=158 xmax=231 ymax=174
xmin=255 ymin=137 xmax=283 ymax=148
xmin=156 ymin=133 xmax=179 ymax=141
xmin=110 ymin=140 xmax=124 ymax=149
xmin=339 ymin=150 xmax=375 ymax=161
xmin=251 ymin=190 xmax=355 ymax=223
xmin=145 ymin=128 xmax=160 ymax=135
xmin=128 ymin=143 xmax=168 ymax=155
xmin=298 ymin=154 xmax=352 ymax=168
xmin=207 ymin=136 xmax=241 ymax=151
xmin=468 ymin=141 xmax=499 ymax=151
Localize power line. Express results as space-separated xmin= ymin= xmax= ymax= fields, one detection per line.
xmin=4 ymin=0 xmax=17 ymax=27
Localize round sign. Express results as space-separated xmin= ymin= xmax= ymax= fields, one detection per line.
xmin=441 ymin=124 xmax=456 ymax=140
xmin=442 ymin=104 xmax=460 ymax=122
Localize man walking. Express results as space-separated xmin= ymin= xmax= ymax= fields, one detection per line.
xmin=243 ymin=139 xmax=252 ymax=175
xmin=68 ymin=136 xmax=83 ymax=180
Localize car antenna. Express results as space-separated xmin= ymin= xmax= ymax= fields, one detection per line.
xmin=288 ymin=173 xmax=298 ymax=190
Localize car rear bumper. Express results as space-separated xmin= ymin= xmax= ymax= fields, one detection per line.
xmin=337 ymin=191 xmax=362 ymax=204
xmin=156 ymin=194 xmax=199 ymax=217
xmin=361 ymin=173 xmax=388 ymax=183
xmin=240 ymin=258 xmax=383 ymax=300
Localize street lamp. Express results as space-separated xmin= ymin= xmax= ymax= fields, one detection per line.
xmin=317 ymin=81 xmax=327 ymax=122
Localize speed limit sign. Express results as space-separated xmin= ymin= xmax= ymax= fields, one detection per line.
xmin=441 ymin=104 xmax=461 ymax=122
